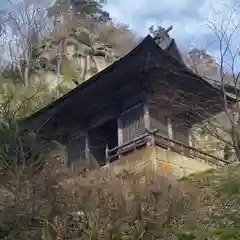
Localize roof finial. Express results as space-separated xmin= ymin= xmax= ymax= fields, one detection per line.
xmin=149 ymin=25 xmax=173 ymax=50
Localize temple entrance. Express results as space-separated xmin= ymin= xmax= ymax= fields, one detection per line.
xmin=88 ymin=118 xmax=118 ymax=166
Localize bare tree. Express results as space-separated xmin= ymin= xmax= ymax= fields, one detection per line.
xmin=3 ymin=0 xmax=53 ymax=86
xmin=150 ymin=5 xmax=240 ymax=163
xmin=94 ymin=22 xmax=139 ymax=56
xmin=181 ymin=5 xmax=240 ymax=162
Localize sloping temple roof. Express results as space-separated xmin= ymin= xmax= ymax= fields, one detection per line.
xmin=21 ymin=34 xmax=235 ymax=139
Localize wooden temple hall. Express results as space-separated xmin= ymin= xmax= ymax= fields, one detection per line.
xmin=22 ymin=27 xmax=234 ymax=177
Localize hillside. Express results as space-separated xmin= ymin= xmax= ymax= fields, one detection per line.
xmin=175 ymin=164 xmax=240 ymax=239
xmin=0 ymin=2 xmax=240 ymax=239
xmin=34 ymin=20 xmax=138 ymax=91
xmin=1 ymin=161 xmax=240 ymax=239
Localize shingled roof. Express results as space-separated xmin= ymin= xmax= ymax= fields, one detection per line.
xmin=21 ymin=35 xmax=235 ymax=130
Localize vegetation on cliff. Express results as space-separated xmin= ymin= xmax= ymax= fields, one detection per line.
xmin=0 ymin=0 xmax=137 ymax=119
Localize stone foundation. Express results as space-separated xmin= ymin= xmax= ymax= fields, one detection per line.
xmin=104 ymin=145 xmax=218 ymax=178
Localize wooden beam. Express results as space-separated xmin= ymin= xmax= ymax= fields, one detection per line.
xmin=117 ymin=118 xmax=123 ymax=146
xmin=167 ymin=117 xmax=173 ymax=140
xmin=144 ymin=103 xmax=150 ymax=130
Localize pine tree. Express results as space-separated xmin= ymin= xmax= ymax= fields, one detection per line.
xmin=48 ymin=0 xmax=109 ymax=21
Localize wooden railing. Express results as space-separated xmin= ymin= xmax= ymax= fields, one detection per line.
xmin=152 ymin=131 xmax=228 ymax=166
xmin=106 ymin=130 xmax=158 ymax=162
xmin=106 ymin=128 xmax=229 ymax=166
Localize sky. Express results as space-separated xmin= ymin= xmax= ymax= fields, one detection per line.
xmin=1 ymin=0 xmax=240 ymax=70
xmin=103 ymin=0 xmax=240 ymax=70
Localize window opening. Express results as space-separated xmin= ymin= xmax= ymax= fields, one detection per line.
xmin=119 ymin=103 xmax=145 ymax=144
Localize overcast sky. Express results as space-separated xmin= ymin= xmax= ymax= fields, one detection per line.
xmin=1 ymin=0 xmax=240 ymax=70
xmin=103 ymin=0 xmax=240 ymax=70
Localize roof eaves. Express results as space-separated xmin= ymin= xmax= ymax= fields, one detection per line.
xmin=146 ymin=37 xmax=236 ymax=104
xmin=21 ymin=35 xmax=155 ymax=124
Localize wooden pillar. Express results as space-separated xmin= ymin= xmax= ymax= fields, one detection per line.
xmin=105 ymin=144 xmax=109 ymax=165
xmin=188 ymin=129 xmax=193 ymax=147
xmin=167 ymin=117 xmax=174 ymax=147
xmin=143 ymin=103 xmax=150 ymax=130
xmin=188 ymin=128 xmax=193 ymax=158
xmin=117 ymin=118 xmax=123 ymax=146
xmin=167 ymin=117 xmax=173 ymax=140
xmin=85 ymin=133 xmax=90 ymax=165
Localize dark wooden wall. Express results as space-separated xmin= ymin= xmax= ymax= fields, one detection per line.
xmin=145 ymin=68 xmax=192 ymax=148
xmin=148 ymin=105 xmax=169 ymax=138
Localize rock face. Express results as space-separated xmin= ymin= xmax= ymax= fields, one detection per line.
xmin=33 ymin=26 xmax=122 ymax=93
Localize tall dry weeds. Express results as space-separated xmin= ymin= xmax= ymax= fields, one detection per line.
xmin=0 ymin=161 xmax=198 ymax=239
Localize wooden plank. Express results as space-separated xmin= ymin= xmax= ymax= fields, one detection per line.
xmin=118 ymin=118 xmax=123 ymax=146
xmin=144 ymin=103 xmax=150 ymax=130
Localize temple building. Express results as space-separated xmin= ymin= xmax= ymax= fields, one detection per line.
xmin=21 ymin=28 xmax=234 ymax=177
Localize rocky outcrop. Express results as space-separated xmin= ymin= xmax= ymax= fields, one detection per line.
xmin=32 ymin=26 xmax=122 ymax=93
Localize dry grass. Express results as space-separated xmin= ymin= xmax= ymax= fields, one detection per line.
xmin=0 ymin=159 xmax=198 ymax=239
